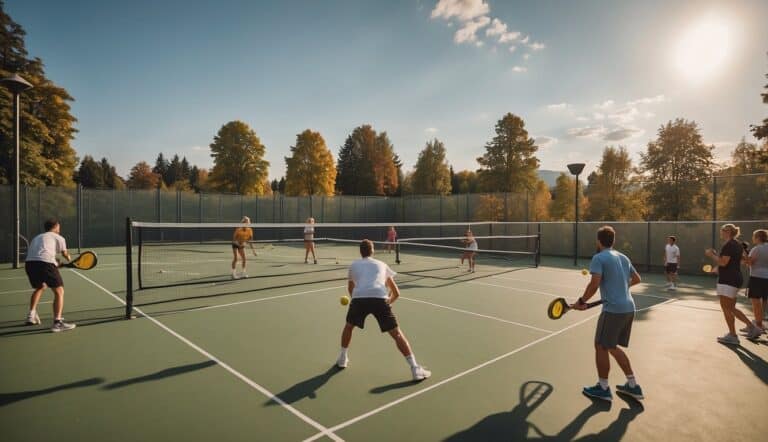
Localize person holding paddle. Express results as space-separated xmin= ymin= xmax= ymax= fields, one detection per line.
xmin=24 ymin=218 xmax=76 ymax=332
xmin=575 ymin=226 xmax=643 ymax=402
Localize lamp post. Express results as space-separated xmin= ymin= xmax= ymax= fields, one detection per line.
xmin=1 ymin=74 xmax=34 ymax=268
xmin=567 ymin=163 xmax=585 ymax=266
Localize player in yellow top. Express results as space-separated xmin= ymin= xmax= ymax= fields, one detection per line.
xmin=231 ymin=216 xmax=255 ymax=279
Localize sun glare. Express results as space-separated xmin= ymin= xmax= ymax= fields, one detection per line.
xmin=673 ymin=15 xmax=731 ymax=84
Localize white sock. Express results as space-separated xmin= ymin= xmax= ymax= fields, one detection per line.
xmin=598 ymin=378 xmax=609 ymax=390
xmin=340 ymin=347 xmax=348 ymax=359
xmin=405 ymin=355 xmax=418 ymax=368
xmin=626 ymin=375 xmax=637 ymax=388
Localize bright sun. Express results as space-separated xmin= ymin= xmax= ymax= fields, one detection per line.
xmin=673 ymin=15 xmax=731 ymax=84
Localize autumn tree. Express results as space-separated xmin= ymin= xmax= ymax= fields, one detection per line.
xmin=208 ymin=121 xmax=270 ymax=195
xmin=585 ymin=146 xmax=640 ymax=221
xmin=127 ymin=161 xmax=161 ymax=189
xmin=336 ymin=125 xmax=399 ymax=195
xmin=639 ymin=119 xmax=714 ymax=220
xmin=411 ymin=138 xmax=452 ymax=195
xmin=529 ymin=179 xmax=551 ymax=221
xmin=549 ymin=173 xmax=586 ymax=221
xmin=477 ymin=113 xmax=539 ymax=193
xmin=719 ymin=138 xmax=768 ymax=219
xmin=0 ymin=2 xmax=78 ymax=186
xmin=451 ymin=170 xmax=480 ymax=194
xmin=284 ymin=129 xmax=336 ymax=196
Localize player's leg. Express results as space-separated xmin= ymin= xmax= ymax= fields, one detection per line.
xmin=26 ymin=286 xmax=45 ymax=325
xmin=50 ymin=283 xmax=75 ymax=332
xmin=583 ymin=313 xmax=613 ymax=400
xmin=231 ymin=246 xmax=238 ymax=278
xmin=378 ymin=302 xmax=430 ymax=380
xmin=310 ymin=242 xmax=317 ymax=264
xmin=304 ymin=242 xmax=310 ymax=263
xmin=238 ymin=247 xmax=247 ymax=277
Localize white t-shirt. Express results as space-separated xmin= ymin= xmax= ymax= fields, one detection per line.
xmin=664 ymin=244 xmax=680 ymax=264
xmin=466 ymin=238 xmax=478 ymax=251
xmin=749 ymin=243 xmax=768 ymax=279
xmin=26 ymin=232 xmax=67 ymax=265
xmin=304 ymin=225 xmax=314 ymax=241
xmin=348 ymin=257 xmax=396 ymax=299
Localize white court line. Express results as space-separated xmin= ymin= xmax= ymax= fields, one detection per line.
xmin=303 ymin=296 xmax=679 ymax=441
xmin=468 ymin=281 xmax=559 ymax=298
xmin=400 ymin=297 xmax=552 ymax=333
xmin=0 ymin=288 xmax=32 ymax=295
xmin=69 ymin=270 xmax=343 ymax=442
xmin=161 ymin=285 xmax=346 ymax=315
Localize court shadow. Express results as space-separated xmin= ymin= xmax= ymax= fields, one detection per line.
xmin=102 ymin=360 xmax=216 ymax=390
xmin=726 ymin=345 xmax=768 ymax=385
xmin=444 ymin=380 xmax=554 ymax=441
xmin=266 ymin=365 xmax=342 ymax=405
xmin=370 ymin=379 xmax=419 ymax=393
xmin=0 ymin=377 xmax=105 ymax=407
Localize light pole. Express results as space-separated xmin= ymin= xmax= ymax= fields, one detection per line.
xmin=567 ymin=163 xmax=585 ymax=266
xmin=1 ymin=74 xmax=34 ymax=268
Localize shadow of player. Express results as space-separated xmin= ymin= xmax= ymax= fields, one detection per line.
xmin=266 ymin=365 xmax=342 ymax=405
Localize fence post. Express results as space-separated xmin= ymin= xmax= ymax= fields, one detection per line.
xmin=504 ymin=193 xmax=508 ymax=222
xmin=77 ymin=184 xmax=82 ymax=252
xmin=112 ymin=188 xmax=117 ymax=245
xmin=198 ymin=191 xmax=203 ymax=222
xmin=23 ymin=185 xmax=28 ymax=241
xmin=155 ymin=186 xmax=160 ymax=222
xmin=646 ymin=221 xmax=651 ymax=272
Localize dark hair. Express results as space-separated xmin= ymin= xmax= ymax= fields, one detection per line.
xmin=597 ymin=226 xmax=615 ymax=248
xmin=44 ymin=218 xmax=59 ymax=232
xmin=668 ymin=236 xmax=676 ymax=243
xmin=754 ymin=229 xmax=768 ymax=243
xmin=360 ymin=239 xmax=373 ymax=257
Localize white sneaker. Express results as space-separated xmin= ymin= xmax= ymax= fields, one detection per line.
xmin=411 ymin=365 xmax=431 ymax=381
xmin=240 ymin=271 xmax=248 ymax=279
xmin=740 ymin=320 xmax=763 ymax=333
xmin=747 ymin=326 xmax=764 ymax=340
xmin=717 ymin=333 xmax=740 ymax=345
xmin=669 ymin=284 xmax=677 ymax=291
xmin=51 ymin=319 xmax=76 ymax=333
xmin=336 ymin=353 xmax=349 ymax=368
xmin=25 ymin=310 xmax=40 ymax=325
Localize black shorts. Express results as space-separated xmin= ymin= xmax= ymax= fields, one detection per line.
xmin=665 ymin=263 xmax=678 ymax=274
xmin=595 ymin=311 xmax=634 ymax=349
xmin=25 ymin=261 xmax=63 ymax=289
xmin=231 ymin=243 xmax=244 ymax=250
xmin=747 ymin=277 xmax=768 ymax=300
xmin=346 ymin=298 xmax=399 ymax=332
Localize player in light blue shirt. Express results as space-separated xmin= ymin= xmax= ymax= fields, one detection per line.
xmin=574 ymin=226 xmax=642 ymax=402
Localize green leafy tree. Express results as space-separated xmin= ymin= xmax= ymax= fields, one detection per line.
xmin=452 ymin=170 xmax=480 ymax=194
xmin=751 ymin=71 xmax=768 ymax=141
xmin=75 ymin=155 xmax=105 ymax=188
xmin=284 ymin=129 xmax=336 ymax=196
xmin=208 ymin=121 xmax=270 ymax=195
xmin=639 ymin=119 xmax=714 ymax=220
xmin=0 ymin=2 xmax=78 ymax=186
xmin=411 ymin=138 xmax=452 ymax=195
xmin=476 ymin=113 xmax=539 ymax=192
xmin=152 ymin=153 xmax=169 ymax=183
xmin=127 ymin=161 xmax=161 ymax=189
xmin=188 ymin=166 xmax=208 ymax=192
xmin=549 ymin=173 xmax=586 ymax=221
xmin=335 ymin=125 xmax=399 ymax=195
xmin=585 ymin=146 xmax=640 ymax=221
xmin=719 ymin=138 xmax=768 ymax=219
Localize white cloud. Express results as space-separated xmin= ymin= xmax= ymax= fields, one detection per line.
xmin=520 ymin=35 xmax=530 ymax=44
xmin=508 ymin=45 xmax=516 ymax=53
xmin=523 ymin=53 xmax=530 ymax=60
xmin=431 ymin=0 xmax=490 ymax=21
xmin=190 ymin=146 xmax=204 ymax=151
xmin=627 ymin=94 xmax=667 ymax=105
xmin=499 ymin=31 xmax=521 ymax=43
xmin=535 ymin=136 xmax=558 ymax=147
xmin=575 ymin=116 xmax=589 ymax=122
xmin=454 ymin=16 xmax=491 ymax=44
xmin=607 ymin=106 xmax=640 ymax=123
xmin=475 ymin=40 xmax=484 ymax=47
xmin=485 ymin=18 xmax=507 ymax=36
xmin=603 ymin=126 xmax=643 ymax=141
xmin=425 ymin=127 xmax=439 ymax=134
xmin=511 ymin=66 xmax=527 ymax=73
xmin=568 ymin=125 xmax=608 ymax=138
xmin=528 ymin=41 xmax=546 ymax=51
xmin=547 ymin=103 xmax=570 ymax=111
xmin=594 ymin=100 xmax=614 ymax=110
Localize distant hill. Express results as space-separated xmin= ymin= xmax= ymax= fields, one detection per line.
xmin=537 ymin=170 xmax=563 ymax=187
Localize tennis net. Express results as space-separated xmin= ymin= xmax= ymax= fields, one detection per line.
xmin=124 ymin=220 xmax=540 ymax=317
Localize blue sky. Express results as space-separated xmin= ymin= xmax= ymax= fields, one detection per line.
xmin=8 ymin=0 xmax=768 ymax=179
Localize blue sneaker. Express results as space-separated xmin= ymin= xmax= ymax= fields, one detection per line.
xmin=616 ymin=383 xmax=644 ymax=400
xmin=582 ymin=383 xmax=612 ymax=401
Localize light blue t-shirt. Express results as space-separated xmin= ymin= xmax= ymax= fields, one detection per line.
xmin=589 ymin=248 xmax=637 ymax=314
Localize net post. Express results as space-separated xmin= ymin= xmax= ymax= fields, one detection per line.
xmin=76 ymin=184 xmax=82 ymax=253
xmin=536 ymin=223 xmax=541 ymax=268
xmin=125 ymin=217 xmax=134 ymax=319
xmin=137 ymin=223 xmax=144 ymax=290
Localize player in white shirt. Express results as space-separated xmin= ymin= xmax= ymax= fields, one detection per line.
xmin=663 ymin=236 xmax=680 ymax=290
xmin=303 ymin=217 xmax=317 ymax=264
xmin=336 ymin=239 xmax=431 ymax=381
xmin=23 ymin=219 xmax=76 ymax=332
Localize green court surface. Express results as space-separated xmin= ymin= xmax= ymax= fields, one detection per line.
xmin=2 ymin=244 xmax=767 ymax=441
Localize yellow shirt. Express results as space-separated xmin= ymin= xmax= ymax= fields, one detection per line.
xmin=233 ymin=227 xmax=253 ymax=245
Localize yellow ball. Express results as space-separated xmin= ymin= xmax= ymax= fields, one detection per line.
xmin=581 ymin=269 xmax=589 ymax=276
xmin=340 ymin=295 xmax=350 ymax=306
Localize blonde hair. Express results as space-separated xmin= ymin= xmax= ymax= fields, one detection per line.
xmin=720 ymin=223 xmax=740 ymax=238
xmin=753 ymin=229 xmax=768 ymax=244
xmin=241 ymin=216 xmax=251 ymax=224
xmin=306 ymin=217 xmax=315 ymax=224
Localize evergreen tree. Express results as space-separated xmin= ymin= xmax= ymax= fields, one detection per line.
xmin=411 ymin=138 xmax=452 ymax=195
xmin=75 ymin=155 xmax=105 ymax=188
xmin=476 ymin=113 xmax=539 ymax=193
xmin=335 ymin=125 xmax=399 ymax=195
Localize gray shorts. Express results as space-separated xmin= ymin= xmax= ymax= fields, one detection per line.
xmin=595 ymin=311 xmax=634 ymax=349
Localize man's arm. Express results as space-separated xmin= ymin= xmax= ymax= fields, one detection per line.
xmin=629 ymin=271 xmax=641 ymax=287
xmin=347 ymin=280 xmax=355 ymax=296
xmin=574 ymin=274 xmax=601 ymax=309
xmin=385 ymin=277 xmax=400 ymax=304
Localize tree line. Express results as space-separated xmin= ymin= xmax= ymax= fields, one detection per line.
xmin=1 ymin=3 xmax=767 ymax=223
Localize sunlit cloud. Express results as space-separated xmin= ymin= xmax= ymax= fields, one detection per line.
xmin=454 ymin=16 xmax=491 ymax=44
xmin=603 ymin=126 xmax=643 ymax=141
xmin=627 ymin=94 xmax=667 ymax=105
xmin=528 ymin=41 xmax=546 ymax=50
xmin=547 ymin=103 xmax=571 ymax=111
xmin=594 ymin=100 xmax=614 ymax=110
xmin=431 ymin=0 xmax=489 ymax=21
xmin=568 ymin=125 xmax=607 ymax=138
xmin=511 ymin=66 xmax=527 ymax=73
xmin=535 ymin=136 xmax=558 ymax=147
xmin=425 ymin=127 xmax=439 ymax=134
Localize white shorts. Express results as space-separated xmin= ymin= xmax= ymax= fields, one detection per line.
xmin=716 ymin=284 xmax=739 ymax=299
